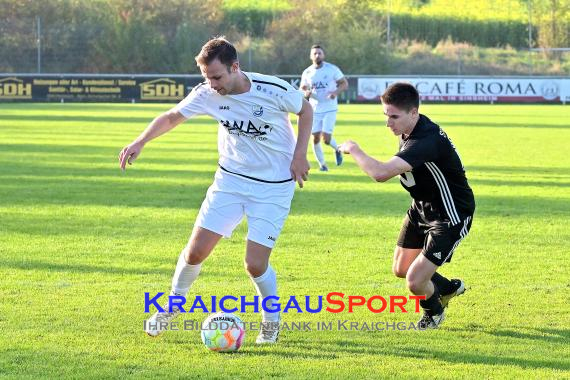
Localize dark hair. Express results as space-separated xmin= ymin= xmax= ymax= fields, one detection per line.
xmin=381 ymin=82 xmax=420 ymax=111
xmin=195 ymin=37 xmax=238 ymax=69
xmin=311 ymin=44 xmax=324 ymax=52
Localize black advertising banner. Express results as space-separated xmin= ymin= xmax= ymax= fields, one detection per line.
xmin=0 ymin=75 xmax=205 ymax=102
xmin=0 ymin=74 xmax=356 ymax=103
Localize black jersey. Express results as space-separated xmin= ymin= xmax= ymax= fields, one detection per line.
xmin=395 ymin=114 xmax=475 ymax=225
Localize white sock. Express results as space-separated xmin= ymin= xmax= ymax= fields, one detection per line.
xmin=250 ymin=266 xmax=279 ymax=322
xmin=171 ymin=251 xmax=201 ymax=296
xmin=312 ymin=142 xmax=326 ymax=167
xmin=328 ymin=137 xmax=338 ymax=150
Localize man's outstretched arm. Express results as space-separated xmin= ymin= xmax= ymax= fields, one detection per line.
xmin=339 ymin=140 xmax=412 ymax=182
xmin=119 ymin=110 xmax=187 ymax=171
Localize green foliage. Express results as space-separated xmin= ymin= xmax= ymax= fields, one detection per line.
xmin=223 ymin=8 xmax=277 ymax=37
xmin=0 ymin=0 xmax=569 ymax=74
xmin=261 ymin=0 xmax=389 ymax=74
xmin=1 ymin=103 xmax=569 ymax=378
xmin=530 ymin=0 xmax=570 ymax=51
xmin=382 ymin=0 xmax=530 ymax=21
xmin=389 ymin=38 xmax=567 ymax=75
xmin=390 ymin=14 xmax=530 ymax=47
xmin=223 ymin=0 xmax=292 ymax=11
xmin=0 ymin=0 xmax=227 ymax=73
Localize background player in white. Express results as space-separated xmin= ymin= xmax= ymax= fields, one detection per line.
xmin=119 ymin=37 xmax=312 ymax=344
xmin=300 ymin=44 xmax=348 ymax=171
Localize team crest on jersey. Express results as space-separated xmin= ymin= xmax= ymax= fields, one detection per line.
xmin=252 ymin=105 xmax=263 ymax=117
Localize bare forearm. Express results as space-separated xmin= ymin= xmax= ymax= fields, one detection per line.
xmin=350 ymin=147 xmax=382 ymax=179
xmin=295 ymin=103 xmax=312 ymax=157
xmin=335 ymin=78 xmax=349 ymax=95
xmin=340 ymin=140 xmax=411 ymax=182
xmin=293 ymin=100 xmax=312 ymax=155
xmin=135 ymin=112 xmax=183 ymax=145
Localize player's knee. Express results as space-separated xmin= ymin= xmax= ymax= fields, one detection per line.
xmin=405 ymin=274 xmax=424 ymax=295
xmin=313 ymin=135 xmax=321 ymax=144
xmin=392 ymin=264 xmax=407 ymax=278
xmin=323 ymin=136 xmax=331 ymax=145
xmin=244 ymin=259 xmax=267 ymax=278
xmin=184 ymin=245 xmax=208 ymax=265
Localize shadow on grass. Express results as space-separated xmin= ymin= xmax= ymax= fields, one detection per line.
xmin=0 ymin=347 xmax=152 ymax=378
xmin=334 ymin=119 xmax=569 ymax=129
xmin=469 ymin=165 xmax=570 ymax=177
xmin=441 ymin=121 xmax=569 ymax=129
xmin=470 ymin=178 xmax=570 ymax=188
xmin=0 ymin=103 xmax=174 ymax=113
xmin=0 ymin=143 xmax=217 ymax=156
xmin=0 ymin=114 xmax=209 ymax=125
xmin=446 ymin=325 xmax=570 ymax=345
xmin=1 ymin=152 xmax=569 ymax=218
xmin=0 ymin=259 xmax=232 ymax=280
xmin=0 ymin=259 xmax=173 ymax=276
xmin=487 ymin=328 xmax=569 ymax=344
xmin=1 ymin=171 xmax=569 ymax=218
xmin=276 ymin=335 xmax=569 ymax=370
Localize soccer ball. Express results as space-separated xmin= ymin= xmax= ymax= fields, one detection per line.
xmin=201 ymin=312 xmax=245 ymax=352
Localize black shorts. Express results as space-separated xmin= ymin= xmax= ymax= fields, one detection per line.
xmin=397 ymin=206 xmax=473 ymax=266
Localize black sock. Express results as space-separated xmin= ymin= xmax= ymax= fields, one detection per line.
xmin=420 ymin=287 xmax=443 ymax=316
xmin=431 ymin=272 xmax=453 ymax=295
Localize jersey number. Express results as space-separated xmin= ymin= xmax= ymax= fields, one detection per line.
xmin=400 ymin=171 xmax=416 ymax=187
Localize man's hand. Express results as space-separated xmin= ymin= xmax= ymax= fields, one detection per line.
xmin=338 ymin=140 xmax=359 ymax=155
xmin=327 ymin=91 xmax=338 ymax=99
xmin=119 ymin=141 xmax=145 ymax=171
xmin=290 ymin=154 xmax=310 ymax=188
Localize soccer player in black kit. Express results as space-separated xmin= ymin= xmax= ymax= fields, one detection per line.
xmin=339 ymin=82 xmax=475 ymax=328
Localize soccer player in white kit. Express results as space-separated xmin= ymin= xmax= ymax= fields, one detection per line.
xmin=300 ymin=45 xmax=348 ymax=171
xmin=119 ymin=37 xmax=312 ymax=344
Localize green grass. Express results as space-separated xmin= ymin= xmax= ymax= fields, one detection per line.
xmin=1 ymin=103 xmax=569 ymax=379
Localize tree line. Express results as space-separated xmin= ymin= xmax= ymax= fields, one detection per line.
xmin=0 ymin=0 xmax=567 ymax=74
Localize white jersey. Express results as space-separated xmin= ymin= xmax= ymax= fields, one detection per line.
xmin=300 ymin=62 xmax=344 ymax=114
xmin=173 ymin=72 xmax=304 ymax=183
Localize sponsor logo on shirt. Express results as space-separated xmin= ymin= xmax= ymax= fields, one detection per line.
xmin=312 ymin=81 xmax=328 ymax=90
xmin=219 ymin=105 xmax=230 ymax=110
xmin=220 ymin=119 xmax=273 ymax=140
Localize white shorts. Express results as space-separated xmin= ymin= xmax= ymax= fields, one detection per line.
xmin=312 ymin=111 xmax=337 ymax=134
xmin=195 ymin=169 xmax=296 ymax=248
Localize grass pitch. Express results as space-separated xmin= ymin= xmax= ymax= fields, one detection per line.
xmin=0 ymin=103 xmax=569 ymax=379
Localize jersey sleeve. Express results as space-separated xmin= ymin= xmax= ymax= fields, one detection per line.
xmin=333 ymin=65 xmax=344 ymax=81
xmin=172 ymin=83 xmax=209 ymax=119
xmin=278 ymin=84 xmax=304 ymax=114
xmin=300 ymin=71 xmax=309 ymax=88
xmin=395 ymin=135 xmax=440 ymax=168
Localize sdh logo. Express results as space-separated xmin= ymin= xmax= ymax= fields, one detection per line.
xmin=140 ymin=78 xmax=185 ymax=100
xmin=0 ymin=77 xmax=32 ymax=99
